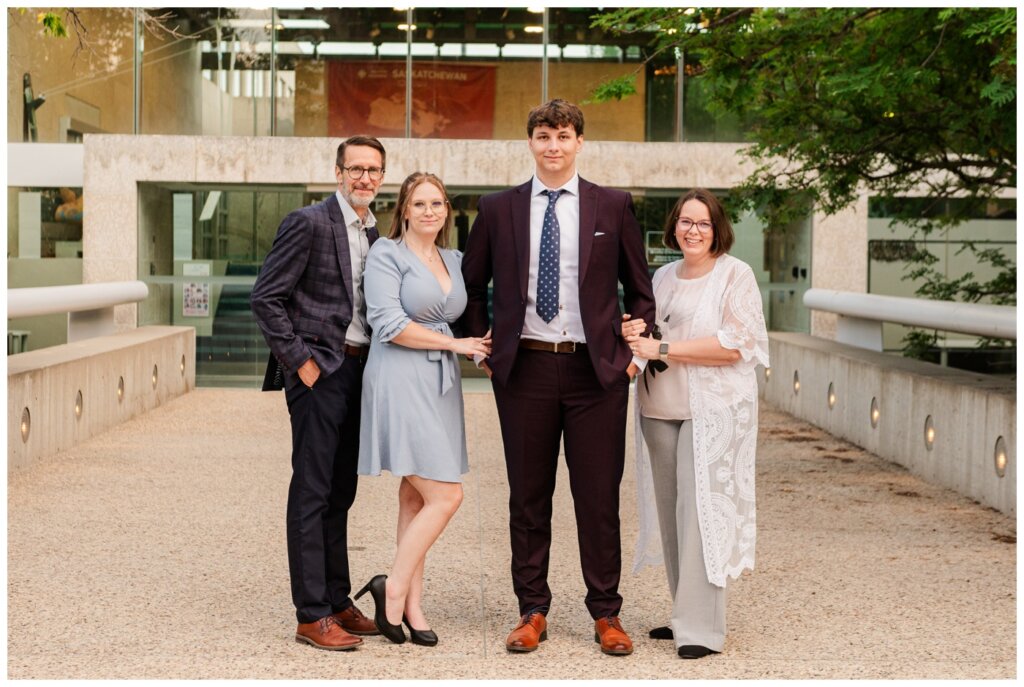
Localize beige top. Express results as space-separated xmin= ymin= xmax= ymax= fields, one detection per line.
xmin=637 ymin=264 xmax=712 ymax=420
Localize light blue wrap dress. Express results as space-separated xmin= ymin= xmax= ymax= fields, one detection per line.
xmin=358 ymin=237 xmax=469 ymax=483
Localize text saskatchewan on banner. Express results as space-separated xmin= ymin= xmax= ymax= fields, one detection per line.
xmin=328 ymin=61 xmax=496 ymax=139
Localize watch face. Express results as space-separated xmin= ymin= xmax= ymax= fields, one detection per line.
xmin=660 ymin=343 xmax=669 ymax=355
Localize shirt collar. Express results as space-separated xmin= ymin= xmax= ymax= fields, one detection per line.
xmin=531 ymin=171 xmax=579 ymax=198
xmin=335 ymin=190 xmax=376 ymax=230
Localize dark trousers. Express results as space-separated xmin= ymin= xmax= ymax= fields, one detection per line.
xmin=492 ymin=348 xmax=629 ymax=619
xmin=284 ymin=357 xmax=362 ymax=624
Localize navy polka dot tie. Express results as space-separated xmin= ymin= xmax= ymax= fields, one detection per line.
xmin=536 ymin=190 xmax=563 ymax=323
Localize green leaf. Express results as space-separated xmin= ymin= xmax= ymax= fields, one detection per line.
xmin=586 ymin=75 xmax=638 ymax=103
xmin=39 ymin=12 xmax=68 ymax=38
xmin=980 ymin=77 xmax=1016 ymax=106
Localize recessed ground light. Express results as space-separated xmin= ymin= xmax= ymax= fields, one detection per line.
xmin=994 ymin=436 xmax=1008 ymax=478
xmin=152 ymin=365 xmax=159 ymax=389
xmin=793 ymin=371 xmax=800 ymax=394
xmin=75 ymin=390 xmax=83 ymax=419
xmin=924 ymin=415 xmax=935 ymax=451
xmin=870 ymin=397 xmax=879 ymax=428
xmin=827 ymin=382 xmax=836 ymax=410
xmin=21 ymin=407 xmax=31 ymax=443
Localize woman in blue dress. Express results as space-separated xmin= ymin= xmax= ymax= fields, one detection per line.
xmin=355 ymin=172 xmax=491 ymax=646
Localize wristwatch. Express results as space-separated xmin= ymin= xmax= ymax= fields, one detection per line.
xmin=659 ymin=343 xmax=670 ymax=360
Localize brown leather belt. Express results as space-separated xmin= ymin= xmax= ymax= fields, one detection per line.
xmin=343 ymin=344 xmax=369 ymax=359
xmin=519 ymin=338 xmax=587 ymax=354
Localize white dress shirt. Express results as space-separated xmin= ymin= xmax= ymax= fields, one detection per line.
xmin=335 ymin=190 xmax=375 ymax=347
xmin=522 ymin=173 xmax=586 ymax=343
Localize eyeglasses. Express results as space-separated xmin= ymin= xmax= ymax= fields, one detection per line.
xmin=676 ymin=218 xmax=714 ymax=234
xmin=342 ymin=166 xmax=384 ymax=181
xmin=410 ymin=200 xmax=447 ymax=214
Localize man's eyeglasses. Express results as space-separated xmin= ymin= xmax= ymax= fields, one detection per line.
xmin=342 ymin=166 xmax=384 ymax=181
xmin=676 ymin=218 xmax=714 ymax=234
xmin=410 ymin=200 xmax=447 ymax=214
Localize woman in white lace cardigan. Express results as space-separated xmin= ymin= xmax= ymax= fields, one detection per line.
xmin=623 ymin=188 xmax=768 ymax=659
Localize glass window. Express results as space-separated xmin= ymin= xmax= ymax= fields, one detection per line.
xmin=7 ymin=7 xmax=135 ymax=142
xmin=7 ymin=185 xmax=85 ymax=352
xmin=680 ymin=54 xmax=748 ymax=142
xmin=547 ymin=8 xmax=646 ymax=142
xmin=274 ymin=8 xmax=408 ymax=139
xmin=7 ymin=186 xmax=83 ymax=258
xmin=409 ymin=7 xmax=541 ymax=141
xmin=9 ymin=7 xmax=751 ymax=143
xmin=867 ymin=196 xmax=1016 ymax=356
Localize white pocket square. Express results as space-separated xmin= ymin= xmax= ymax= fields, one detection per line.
xmin=594 ymin=232 xmax=606 ymax=237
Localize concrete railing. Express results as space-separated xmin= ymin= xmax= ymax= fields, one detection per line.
xmin=803 ymin=289 xmax=1016 ymax=351
xmin=760 ymin=333 xmax=1015 ymax=515
xmin=7 ymin=326 xmax=195 ymax=473
xmin=8 ymin=281 xmax=149 ymax=344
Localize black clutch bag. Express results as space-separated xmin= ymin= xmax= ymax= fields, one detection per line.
xmin=262 ymin=352 xmax=285 ymax=391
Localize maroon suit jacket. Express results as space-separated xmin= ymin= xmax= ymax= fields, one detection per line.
xmin=460 ymin=177 xmax=656 ymax=390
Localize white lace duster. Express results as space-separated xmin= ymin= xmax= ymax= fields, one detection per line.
xmin=633 ymin=254 xmax=769 ymax=587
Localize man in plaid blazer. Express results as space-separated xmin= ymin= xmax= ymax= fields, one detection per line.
xmin=251 ymin=136 xmax=386 ymax=651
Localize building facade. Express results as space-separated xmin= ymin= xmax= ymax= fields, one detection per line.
xmin=7 ymin=7 xmax=1014 ymax=384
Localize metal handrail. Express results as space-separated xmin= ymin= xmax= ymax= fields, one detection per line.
xmin=8 ymin=281 xmax=149 ymax=319
xmin=803 ymin=289 xmax=1016 ymax=341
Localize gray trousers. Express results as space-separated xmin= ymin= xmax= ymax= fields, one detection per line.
xmin=640 ymin=416 xmax=727 ymax=651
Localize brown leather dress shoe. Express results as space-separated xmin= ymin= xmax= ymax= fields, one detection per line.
xmin=594 ymin=616 xmax=633 ymax=656
xmin=295 ymin=615 xmax=362 ymax=651
xmin=506 ymin=611 xmax=547 ymax=653
xmin=333 ymin=604 xmax=379 ymax=636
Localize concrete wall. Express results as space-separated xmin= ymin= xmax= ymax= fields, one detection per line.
xmin=761 ymin=332 xmax=1016 ymax=515
xmin=7 ymin=325 xmax=195 ymax=473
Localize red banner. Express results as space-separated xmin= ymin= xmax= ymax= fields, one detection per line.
xmin=328 ymin=61 xmax=496 ymax=140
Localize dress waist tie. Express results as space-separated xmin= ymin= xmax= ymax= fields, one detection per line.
xmin=425 ymin=322 xmax=458 ymax=395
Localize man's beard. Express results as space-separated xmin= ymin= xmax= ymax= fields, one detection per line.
xmin=344 ymin=188 xmax=374 ymax=208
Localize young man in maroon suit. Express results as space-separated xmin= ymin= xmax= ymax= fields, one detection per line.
xmin=461 ymin=99 xmax=656 ymax=656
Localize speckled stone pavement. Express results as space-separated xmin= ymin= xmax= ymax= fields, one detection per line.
xmin=6 ymin=387 xmax=1016 ymax=679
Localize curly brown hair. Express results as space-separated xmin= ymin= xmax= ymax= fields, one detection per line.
xmin=526 ymin=99 xmax=585 ymax=137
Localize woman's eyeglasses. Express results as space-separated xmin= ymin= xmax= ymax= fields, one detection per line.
xmin=676 ymin=218 xmax=714 ymax=233
xmin=410 ymin=200 xmax=448 ymax=214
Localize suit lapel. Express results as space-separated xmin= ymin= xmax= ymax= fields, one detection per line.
xmin=511 ymin=181 xmax=532 ymax=302
xmin=578 ymin=177 xmax=597 ymax=286
xmin=326 ymin=194 xmax=355 ymax=305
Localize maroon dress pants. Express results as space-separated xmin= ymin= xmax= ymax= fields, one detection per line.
xmin=492 ymin=347 xmax=629 ymax=619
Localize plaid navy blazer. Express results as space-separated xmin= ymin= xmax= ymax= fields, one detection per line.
xmin=251 ymin=194 xmax=379 ymax=385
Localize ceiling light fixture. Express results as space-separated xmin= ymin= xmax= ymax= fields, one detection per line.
xmin=279 ymin=18 xmax=330 ymax=30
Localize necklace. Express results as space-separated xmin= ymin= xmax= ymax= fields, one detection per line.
xmin=409 ymin=242 xmax=439 ymax=263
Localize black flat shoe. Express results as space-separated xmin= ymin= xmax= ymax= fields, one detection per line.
xmin=354 ymin=574 xmax=406 ymax=644
xmin=649 ymin=626 xmax=673 ymax=640
xmin=677 ymin=645 xmax=719 ymax=659
xmin=403 ymin=614 xmax=439 ymax=647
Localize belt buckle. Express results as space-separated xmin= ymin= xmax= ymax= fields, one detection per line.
xmin=565 ymin=341 xmax=576 ymax=353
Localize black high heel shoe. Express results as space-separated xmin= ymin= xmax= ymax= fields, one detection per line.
xmin=403 ymin=615 xmax=438 ymax=647
xmin=354 ymin=575 xmax=406 ymax=644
